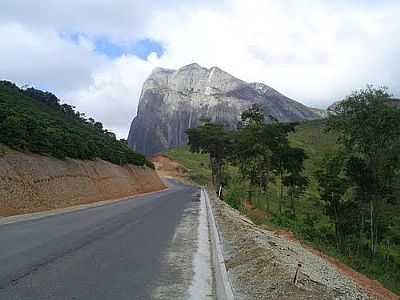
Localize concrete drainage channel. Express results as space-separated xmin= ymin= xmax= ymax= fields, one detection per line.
xmin=202 ymin=188 xmax=235 ymax=300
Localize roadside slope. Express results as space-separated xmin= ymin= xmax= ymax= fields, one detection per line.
xmin=0 ymin=148 xmax=166 ymax=216
xmin=150 ymin=154 xmax=192 ymax=184
xmin=208 ymin=190 xmax=398 ymax=300
xmin=159 ymin=148 xmax=399 ymax=299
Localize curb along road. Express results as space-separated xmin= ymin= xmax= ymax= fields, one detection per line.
xmin=202 ymin=188 xmax=235 ymax=300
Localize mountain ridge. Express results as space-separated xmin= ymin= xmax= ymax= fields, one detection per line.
xmin=128 ymin=63 xmax=325 ymax=156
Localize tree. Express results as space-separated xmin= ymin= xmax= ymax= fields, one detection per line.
xmin=232 ymin=104 xmax=276 ymax=204
xmin=238 ymin=103 xmax=265 ymax=129
xmin=266 ymin=122 xmax=303 ymax=214
xmin=186 ymin=123 xmax=232 ymax=187
xmin=233 ymin=104 xmax=266 ymax=201
xmin=326 ymin=86 xmax=400 ymax=255
xmin=232 ymin=105 xmax=308 ymax=213
xmin=0 ymin=81 xmax=150 ymax=168
xmin=316 ymin=152 xmax=351 ymax=251
xmin=233 ymin=128 xmax=272 ymax=203
xmin=282 ymin=147 xmax=309 ymax=218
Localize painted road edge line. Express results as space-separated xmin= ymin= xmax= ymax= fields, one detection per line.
xmin=203 ymin=188 xmax=235 ymax=300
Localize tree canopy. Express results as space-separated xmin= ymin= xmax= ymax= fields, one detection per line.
xmin=0 ymin=81 xmax=153 ymax=168
xmin=186 ymin=122 xmax=232 ymax=186
xmin=187 ymin=104 xmax=308 ymax=216
xmin=322 ymin=86 xmax=400 ymax=255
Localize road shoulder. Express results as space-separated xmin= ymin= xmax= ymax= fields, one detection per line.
xmin=152 ymin=188 xmax=215 ymax=299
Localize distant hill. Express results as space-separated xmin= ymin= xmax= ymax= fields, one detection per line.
xmin=127 ymin=63 xmax=325 ymax=156
xmin=0 ymin=81 xmax=152 ymax=167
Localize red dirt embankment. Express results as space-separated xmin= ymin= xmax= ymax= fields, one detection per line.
xmin=150 ymin=154 xmax=191 ymax=184
xmin=0 ymin=149 xmax=166 ymax=217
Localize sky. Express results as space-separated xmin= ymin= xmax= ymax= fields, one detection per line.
xmin=1 ymin=0 xmax=399 ymax=138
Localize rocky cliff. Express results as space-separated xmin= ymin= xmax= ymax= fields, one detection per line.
xmin=0 ymin=146 xmax=166 ymax=216
xmin=128 ymin=63 xmax=325 ymax=156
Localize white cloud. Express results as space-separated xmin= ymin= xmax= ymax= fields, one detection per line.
xmin=148 ymin=0 xmax=400 ymax=107
xmin=64 ymin=54 xmax=161 ymax=138
xmin=0 ymin=22 xmax=107 ymax=93
xmin=0 ymin=0 xmax=220 ymax=42
xmin=1 ymin=0 xmax=400 ymax=139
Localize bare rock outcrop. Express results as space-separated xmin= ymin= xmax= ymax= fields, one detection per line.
xmin=128 ymin=63 xmax=325 ymax=155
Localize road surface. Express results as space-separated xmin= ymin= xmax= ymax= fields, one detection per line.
xmin=0 ymin=181 xmax=214 ymax=300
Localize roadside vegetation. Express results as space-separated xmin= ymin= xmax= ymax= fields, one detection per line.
xmin=167 ymin=86 xmax=400 ymax=294
xmin=0 ymin=81 xmax=153 ymax=168
xmin=166 ymin=147 xmax=211 ymax=185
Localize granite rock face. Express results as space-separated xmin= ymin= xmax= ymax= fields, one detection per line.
xmin=128 ymin=63 xmax=324 ymax=156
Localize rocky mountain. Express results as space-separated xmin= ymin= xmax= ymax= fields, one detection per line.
xmin=128 ymin=63 xmax=325 ymax=156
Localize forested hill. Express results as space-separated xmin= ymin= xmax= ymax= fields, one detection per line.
xmin=0 ymin=81 xmax=152 ymax=168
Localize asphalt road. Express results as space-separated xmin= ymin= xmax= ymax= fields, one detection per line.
xmin=0 ymin=181 xmax=203 ymax=300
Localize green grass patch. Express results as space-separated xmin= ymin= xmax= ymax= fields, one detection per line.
xmin=0 ymin=144 xmax=14 ymax=156
xmin=165 ymin=146 xmax=212 ymax=185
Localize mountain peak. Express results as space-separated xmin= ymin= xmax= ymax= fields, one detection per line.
xmin=145 ymin=63 xmax=242 ymax=94
xmin=179 ymin=62 xmax=203 ymax=70
xmin=150 ymin=66 xmax=174 ymax=77
xmin=128 ymin=64 xmax=324 ymax=155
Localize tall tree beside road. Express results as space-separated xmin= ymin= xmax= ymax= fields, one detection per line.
xmin=186 ymin=123 xmax=232 ymax=187
xmin=326 ymin=86 xmax=400 ymax=255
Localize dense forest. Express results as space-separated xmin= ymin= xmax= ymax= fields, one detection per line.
xmin=0 ymin=81 xmax=152 ymax=168
xmin=185 ymin=86 xmax=400 ymax=294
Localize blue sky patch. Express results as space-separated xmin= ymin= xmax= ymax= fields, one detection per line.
xmin=94 ymin=37 xmax=124 ymax=58
xmin=94 ymin=37 xmax=165 ymax=60
xmin=60 ymin=32 xmax=164 ymax=60
xmin=60 ymin=32 xmax=82 ymax=45
xmin=130 ymin=39 xmax=165 ymax=60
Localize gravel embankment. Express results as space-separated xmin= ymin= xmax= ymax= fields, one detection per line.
xmin=208 ymin=191 xmax=377 ymax=300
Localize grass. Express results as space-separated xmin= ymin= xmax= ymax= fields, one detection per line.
xmin=166 ymin=147 xmax=212 ymax=185
xmin=0 ymin=144 xmax=17 ymax=157
xmin=289 ymin=119 xmax=337 ymax=163
xmin=163 ymin=120 xmax=400 ymax=295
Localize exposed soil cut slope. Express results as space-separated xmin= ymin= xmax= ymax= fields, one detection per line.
xmin=150 ymin=154 xmax=191 ymax=184
xmin=0 ymin=148 xmax=166 ymax=216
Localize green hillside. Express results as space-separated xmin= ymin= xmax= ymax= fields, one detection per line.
xmin=167 ymin=119 xmax=338 ymax=217
xmin=165 ymin=119 xmax=400 ymax=294
xmin=0 ymin=81 xmax=152 ymax=168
